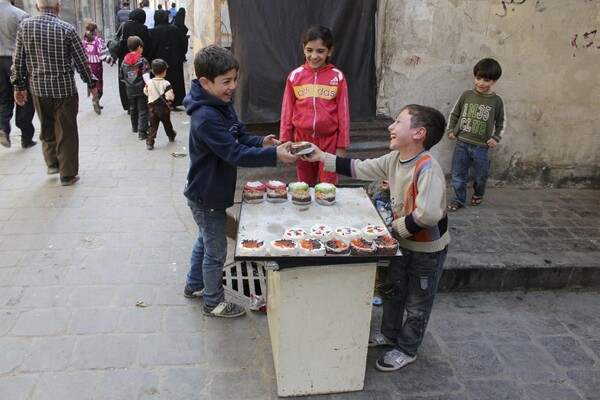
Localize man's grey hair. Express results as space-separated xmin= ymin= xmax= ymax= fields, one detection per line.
xmin=37 ymin=0 xmax=60 ymax=8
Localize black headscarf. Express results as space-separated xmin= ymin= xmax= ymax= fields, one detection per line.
xmin=154 ymin=9 xmax=169 ymax=26
xmin=128 ymin=8 xmax=146 ymax=24
xmin=174 ymin=8 xmax=186 ymax=27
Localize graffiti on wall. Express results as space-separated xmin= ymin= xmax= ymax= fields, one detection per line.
xmin=571 ymin=30 xmax=599 ymax=56
xmin=495 ymin=0 xmax=546 ymax=18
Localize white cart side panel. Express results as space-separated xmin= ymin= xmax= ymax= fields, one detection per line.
xmin=267 ymin=264 xmax=376 ymax=397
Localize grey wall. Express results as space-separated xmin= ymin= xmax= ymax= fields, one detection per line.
xmin=376 ymin=0 xmax=600 ymax=187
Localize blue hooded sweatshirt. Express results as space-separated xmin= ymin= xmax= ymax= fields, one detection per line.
xmin=183 ymin=78 xmax=277 ymax=209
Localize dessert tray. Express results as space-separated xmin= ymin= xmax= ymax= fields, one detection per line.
xmin=235 ymin=187 xmax=402 ymax=268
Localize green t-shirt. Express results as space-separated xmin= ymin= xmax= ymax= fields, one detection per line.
xmin=446 ymin=89 xmax=506 ymax=147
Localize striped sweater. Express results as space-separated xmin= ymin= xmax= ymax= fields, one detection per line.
xmin=324 ymin=151 xmax=450 ymax=253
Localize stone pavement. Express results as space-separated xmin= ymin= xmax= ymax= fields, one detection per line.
xmin=1 ymin=69 xmax=599 ymax=399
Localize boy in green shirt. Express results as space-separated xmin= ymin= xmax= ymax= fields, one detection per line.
xmin=446 ymin=58 xmax=506 ymax=211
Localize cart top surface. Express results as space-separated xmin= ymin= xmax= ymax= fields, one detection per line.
xmin=235 ymin=187 xmax=401 ymax=266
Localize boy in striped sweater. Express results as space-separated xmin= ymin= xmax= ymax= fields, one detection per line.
xmin=302 ymin=104 xmax=450 ymax=372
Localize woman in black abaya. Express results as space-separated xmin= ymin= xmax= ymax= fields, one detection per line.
xmin=148 ymin=10 xmax=186 ymax=108
xmin=173 ymin=8 xmax=189 ymax=62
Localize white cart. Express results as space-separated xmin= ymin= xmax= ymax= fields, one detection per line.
xmin=236 ymin=188 xmax=399 ymax=397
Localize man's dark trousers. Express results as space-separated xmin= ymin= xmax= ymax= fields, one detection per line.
xmin=0 ymin=56 xmax=35 ymax=144
xmin=31 ymin=94 xmax=79 ymax=177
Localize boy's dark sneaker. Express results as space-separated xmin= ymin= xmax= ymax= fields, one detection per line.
xmin=203 ymin=301 xmax=246 ymax=318
xmin=183 ymin=285 xmax=204 ymax=298
xmin=138 ymin=132 xmax=147 ymax=140
xmin=168 ymin=131 xmax=177 ymax=142
xmin=132 ymin=127 xmax=138 ymax=133
xmin=60 ymin=175 xmax=80 ymax=186
xmin=21 ymin=140 xmax=37 ymax=149
xmin=375 ymin=349 xmax=416 ymax=372
xmin=147 ymin=144 xmax=154 ymax=150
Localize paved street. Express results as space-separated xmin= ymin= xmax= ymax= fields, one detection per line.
xmin=0 ymin=68 xmax=599 ymax=399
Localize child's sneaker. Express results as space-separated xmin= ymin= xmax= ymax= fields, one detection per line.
xmin=183 ymin=285 xmax=204 ymax=298
xmin=93 ymin=99 xmax=101 ymax=115
xmin=203 ymin=301 xmax=246 ymax=318
xmin=368 ymin=330 xmax=394 ymax=347
xmin=375 ymin=349 xmax=416 ymax=372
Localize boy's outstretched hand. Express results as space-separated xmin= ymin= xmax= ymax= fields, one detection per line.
xmin=276 ymin=142 xmax=299 ymax=165
xmin=263 ymin=134 xmax=282 ymax=148
xmin=300 ymin=146 xmax=326 ymax=163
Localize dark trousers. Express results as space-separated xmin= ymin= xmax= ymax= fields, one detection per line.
xmin=0 ymin=56 xmax=35 ymax=143
xmin=128 ymin=94 xmax=148 ymax=134
xmin=31 ymin=94 xmax=79 ymax=177
xmin=147 ymin=102 xmax=175 ymax=145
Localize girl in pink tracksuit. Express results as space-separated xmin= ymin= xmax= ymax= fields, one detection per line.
xmin=82 ymin=22 xmax=114 ymax=114
xmin=280 ymin=26 xmax=350 ymax=185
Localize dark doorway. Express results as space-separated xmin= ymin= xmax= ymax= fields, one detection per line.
xmin=228 ymin=0 xmax=377 ymax=124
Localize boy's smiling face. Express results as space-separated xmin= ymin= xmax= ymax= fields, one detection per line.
xmin=388 ymin=109 xmax=426 ymax=156
xmin=200 ymin=68 xmax=238 ymax=103
xmin=474 ymin=76 xmax=496 ymax=94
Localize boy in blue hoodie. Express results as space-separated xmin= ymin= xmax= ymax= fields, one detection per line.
xmin=182 ymin=45 xmax=297 ymax=318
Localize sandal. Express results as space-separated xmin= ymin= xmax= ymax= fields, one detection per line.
xmin=447 ymin=202 xmax=463 ymax=212
xmin=471 ymin=195 xmax=483 ymax=206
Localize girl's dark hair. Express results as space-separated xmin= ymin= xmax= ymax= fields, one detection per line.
xmin=473 ymin=58 xmax=502 ymax=81
xmin=302 ymin=26 xmax=334 ymax=49
xmin=83 ymin=22 xmax=97 ymax=43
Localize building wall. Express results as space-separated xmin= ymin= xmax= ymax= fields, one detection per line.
xmin=376 ymin=0 xmax=600 ymax=187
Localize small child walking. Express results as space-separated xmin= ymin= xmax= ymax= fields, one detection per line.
xmin=120 ymin=36 xmax=151 ymax=140
xmin=280 ymin=25 xmax=350 ymax=185
xmin=143 ymin=59 xmax=176 ymax=150
xmin=446 ymin=58 xmax=506 ymax=211
xmin=82 ymin=22 xmax=114 ymax=114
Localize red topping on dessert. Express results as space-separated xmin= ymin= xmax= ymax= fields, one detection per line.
xmin=273 ymin=239 xmax=296 ymax=249
xmin=300 ymin=239 xmax=323 ymax=250
xmin=244 ymin=181 xmax=266 ymax=191
xmin=241 ymin=239 xmax=264 ymax=249
xmin=351 ymin=238 xmax=374 ymax=249
xmin=326 ymin=238 xmax=348 ymax=249
xmin=265 ymin=180 xmax=287 ymax=190
xmin=365 ymin=225 xmax=386 ymax=234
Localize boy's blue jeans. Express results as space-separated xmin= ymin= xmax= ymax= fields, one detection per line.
xmin=186 ymin=199 xmax=227 ymax=308
xmin=451 ymin=140 xmax=489 ymax=205
xmin=380 ymin=246 xmax=447 ymax=357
